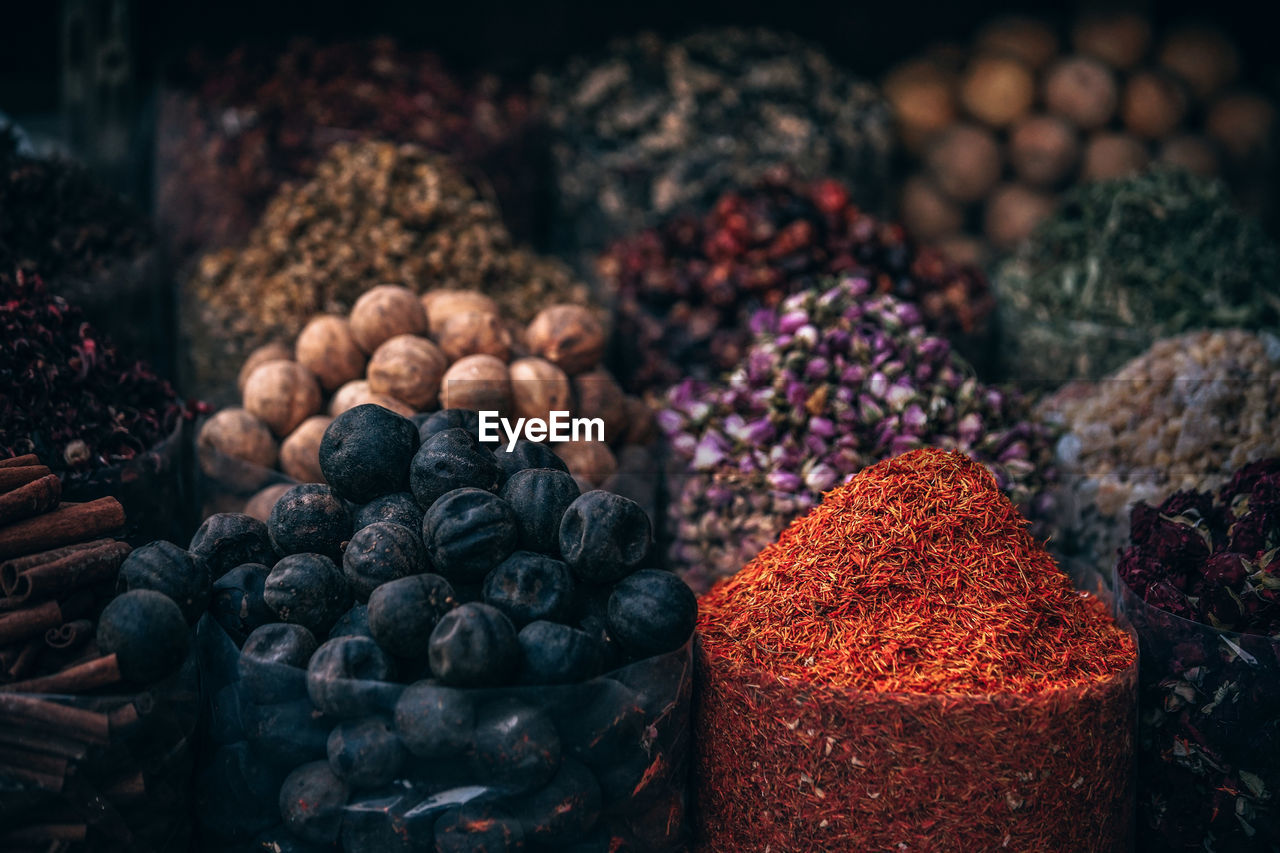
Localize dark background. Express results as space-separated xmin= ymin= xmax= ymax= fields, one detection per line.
xmin=2 ymin=0 xmax=1274 ymax=115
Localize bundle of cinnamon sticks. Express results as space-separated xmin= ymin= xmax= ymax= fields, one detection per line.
xmin=0 ymin=454 xmax=187 ymax=851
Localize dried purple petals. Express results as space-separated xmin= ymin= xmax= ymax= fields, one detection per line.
xmin=0 ymin=272 xmax=190 ymax=476
xmin=661 ymin=277 xmax=1054 ymax=590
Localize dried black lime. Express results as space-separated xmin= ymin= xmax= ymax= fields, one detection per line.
xmin=278 ymin=760 xmax=350 ymax=844
xmin=518 ymin=621 xmax=604 ymax=685
xmin=483 ymin=551 xmax=574 ymax=627
xmin=239 ymin=622 xmax=318 ymax=704
xmin=471 ymin=698 xmax=561 ymax=794
xmin=96 ymin=588 xmax=190 ymax=683
xmin=190 ymin=512 xmax=277 ymax=578
xmin=427 ymin=602 xmax=519 ymax=687
xmin=354 ymin=492 xmax=423 ymax=536
xmin=498 ymin=467 xmax=581 ymax=556
xmin=434 ymin=803 xmax=525 ymax=853
xmin=559 ymin=491 xmax=650 ymax=584
xmin=268 ymin=483 xmax=353 ymax=561
xmin=242 ymin=697 xmax=332 ymax=769
xmin=306 ymin=635 xmax=401 ymax=718
xmin=418 ymin=408 xmax=492 ymax=446
xmin=510 ymin=758 xmax=602 ymax=846
xmin=494 ymin=439 xmax=568 ymax=482
xmin=606 ymin=569 xmax=697 ymax=658
xmin=327 ymin=716 xmax=407 ymax=789
xmin=265 ymin=553 xmax=351 ymax=636
xmin=343 ymin=521 xmax=427 ymax=601
xmin=410 ymin=428 xmax=501 ymax=510
xmin=422 ymin=488 xmax=518 ymax=583
xmin=211 ymin=562 xmax=274 ymax=645
xmin=393 ymin=681 xmax=475 ymax=760
xmin=319 ymin=404 xmax=420 ymax=503
xmin=117 ymin=540 xmax=211 ymax=625
xmin=329 ymin=603 xmax=374 ymax=640
xmin=368 ymin=573 xmax=457 ymax=660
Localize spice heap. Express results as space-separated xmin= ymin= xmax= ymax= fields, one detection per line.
xmin=601 ymin=174 xmax=995 ymax=394
xmin=886 ymin=13 xmax=1277 ymax=264
xmin=1118 ymin=460 xmax=1280 ymax=850
xmin=995 ymin=170 xmax=1279 ymax=383
xmin=0 ymin=455 xmax=207 ymax=849
xmin=184 ymin=140 xmax=589 ymax=401
xmin=539 ymin=27 xmax=892 ymax=258
xmin=196 ymin=403 xmax=696 ymax=850
xmin=198 ymin=285 xmax=655 ymax=515
xmin=0 ymin=273 xmax=188 ymax=483
xmin=660 ymin=279 xmax=1053 ymax=591
xmin=0 ymin=130 xmax=163 ymax=366
xmin=1042 ymin=329 xmax=1280 ymax=589
xmin=696 ymin=449 xmax=1136 ymax=851
xmin=157 ymin=37 xmax=539 ymax=258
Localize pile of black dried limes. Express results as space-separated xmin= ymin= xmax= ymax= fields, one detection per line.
xmin=194 ymin=404 xmax=698 ymax=852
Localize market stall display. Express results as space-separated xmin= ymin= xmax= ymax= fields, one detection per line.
xmin=1042 ymin=329 xmax=1280 ymax=590
xmin=695 ymin=449 xmax=1136 ymax=851
xmin=194 ymin=403 xmax=696 ymax=851
xmin=885 ymin=13 xmax=1277 ymax=264
xmin=660 ymin=278 xmax=1054 ymax=591
xmin=1117 ymin=459 xmax=1280 ymax=851
xmin=0 ymin=455 xmax=206 ymax=852
xmin=539 ymin=27 xmax=893 ymax=261
xmin=182 ymin=140 xmax=590 ymax=403
xmin=993 ymin=169 xmax=1279 ymax=383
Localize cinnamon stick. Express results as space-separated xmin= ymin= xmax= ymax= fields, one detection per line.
xmin=0 ymin=454 xmax=41 ymax=469
xmin=0 ymin=762 xmax=65 ymax=792
xmin=4 ymin=540 xmax=130 ymax=601
xmin=0 ymin=824 xmax=88 ymax=844
xmin=0 ymin=590 xmax=93 ymax=646
xmin=0 ymin=654 xmax=122 ymax=695
xmin=5 ymin=639 xmax=43 ymax=681
xmin=1 ymin=539 xmax=117 ymax=578
xmin=103 ymin=771 xmax=145 ymax=801
xmin=0 ymin=498 xmax=126 ymax=560
xmin=0 ymin=726 xmax=88 ymax=760
xmin=0 ymin=471 xmax=59 ymax=523
xmin=0 ymin=695 xmax=110 ymax=743
xmin=0 ymin=745 xmax=69 ymax=776
xmin=45 ymin=619 xmax=94 ymax=650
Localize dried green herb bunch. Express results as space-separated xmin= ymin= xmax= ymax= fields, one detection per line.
xmin=539 ymin=27 xmax=892 ymax=257
xmin=185 ymin=140 xmax=589 ymax=401
xmin=1042 ymin=328 xmax=1280 ymax=589
xmin=661 ymin=277 xmax=1056 ymax=591
xmin=994 ymin=168 xmax=1280 ymax=383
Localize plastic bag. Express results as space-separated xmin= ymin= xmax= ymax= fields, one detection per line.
xmin=195 ymin=615 xmax=691 ymax=852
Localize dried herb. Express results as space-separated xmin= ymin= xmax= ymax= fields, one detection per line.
xmin=0 ymin=273 xmax=188 ymax=479
xmin=539 ymin=27 xmax=892 ymax=258
xmin=0 ymin=129 xmax=161 ymax=365
xmin=995 ymin=169 xmax=1280 ymax=383
xmin=660 ymin=278 xmax=1053 ymax=590
xmin=695 ymin=448 xmax=1136 ymax=851
xmin=157 ymin=37 xmax=539 ymax=258
xmin=1118 ymin=460 xmax=1280 ymax=850
xmin=1043 ymin=329 xmax=1280 ymax=590
xmin=602 ymin=174 xmax=995 ymax=394
xmin=184 ymin=141 xmax=589 ymax=400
